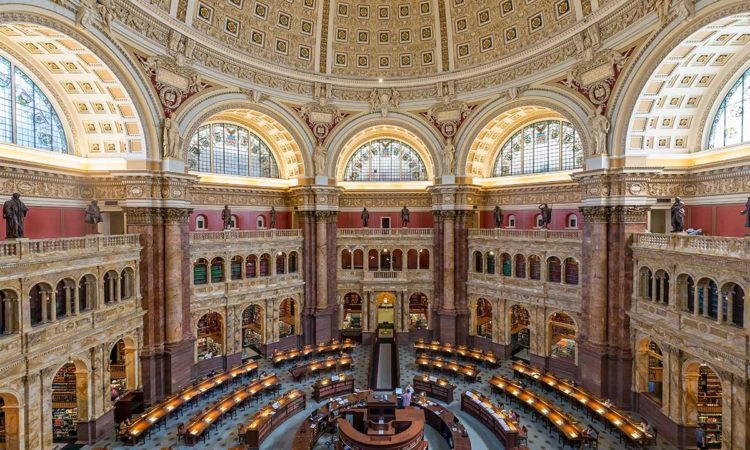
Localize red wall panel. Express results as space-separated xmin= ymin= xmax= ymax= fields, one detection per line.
xmin=0 ymin=206 xmax=88 ymax=239
xmin=337 ymin=211 xmax=433 ymax=228
xmin=478 ymin=208 xmax=581 ymax=230
xmin=687 ymin=204 xmax=748 ymax=237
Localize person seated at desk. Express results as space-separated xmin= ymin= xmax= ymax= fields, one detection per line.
xmin=640 ymin=420 xmax=654 ymax=435
xmin=603 ymin=398 xmax=613 ymax=408
xmin=118 ymin=420 xmax=128 ymax=436
xmin=260 ymin=370 xmax=268 ymax=378
xmin=583 ymin=425 xmax=598 ymax=440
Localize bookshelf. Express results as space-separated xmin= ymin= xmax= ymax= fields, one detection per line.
xmin=196 ymin=313 xmax=223 ymax=360
xmin=697 ymin=367 xmax=722 ymax=448
xmin=52 ymin=364 xmax=78 ymax=442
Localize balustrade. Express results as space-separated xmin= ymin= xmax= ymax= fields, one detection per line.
xmin=632 ymin=233 xmax=749 ymax=259
xmin=468 ymin=228 xmax=582 ymax=241
xmin=190 ymin=229 xmax=302 ymax=243
xmin=0 ymin=234 xmax=140 ymax=263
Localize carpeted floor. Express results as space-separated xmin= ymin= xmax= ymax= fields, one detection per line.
xmin=84 ymin=344 xmax=681 ymax=450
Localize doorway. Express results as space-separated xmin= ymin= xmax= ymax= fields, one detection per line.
xmin=376 ymin=292 xmax=395 ymax=329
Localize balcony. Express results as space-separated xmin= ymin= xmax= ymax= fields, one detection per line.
xmin=338 ymin=228 xmax=433 ymax=237
xmin=631 ymin=233 xmax=749 ymax=259
xmin=468 ymin=228 xmax=582 ymax=242
xmin=0 ymin=234 xmax=140 ymax=265
xmin=190 ymin=229 xmax=302 ymax=243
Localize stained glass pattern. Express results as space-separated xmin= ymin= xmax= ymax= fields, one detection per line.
xmin=492 ymin=120 xmax=582 ymax=177
xmin=343 ymin=138 xmax=428 ymax=182
xmin=0 ymin=54 xmax=67 ymax=153
xmin=708 ymin=67 xmax=750 ymax=149
xmin=187 ymin=122 xmax=280 ymax=178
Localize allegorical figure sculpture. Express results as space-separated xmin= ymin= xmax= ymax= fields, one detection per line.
xmin=163 ymin=117 xmax=182 ymax=159
xmin=84 ymin=199 xmax=103 ymax=234
xmin=589 ymin=104 xmax=610 ymax=156
xmin=493 ymin=206 xmax=504 ymax=228
xmin=538 ymin=203 xmax=552 ymax=229
xmin=314 ymin=144 xmax=326 ymax=176
xmin=401 ymin=205 xmax=410 ymax=228
xmin=361 ymin=207 xmax=370 ymax=227
xmin=3 ymin=193 xmax=28 ymax=239
xmin=442 ymin=138 xmax=455 ymax=175
xmin=221 ymin=205 xmax=232 ymax=230
xmin=671 ymin=197 xmax=686 ymax=232
xmin=270 ymin=207 xmax=277 ymax=229
xmin=740 ymin=196 xmax=750 ymax=228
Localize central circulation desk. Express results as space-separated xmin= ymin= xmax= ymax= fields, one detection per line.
xmin=337 ymin=394 xmax=428 ymax=450
xmin=489 ymin=375 xmax=584 ymax=448
xmin=415 ymin=395 xmax=471 ymax=450
xmin=291 ymin=390 xmax=372 ymax=450
xmin=461 ymin=390 xmax=518 ymax=448
xmin=241 ymin=388 xmax=306 ymax=449
xmin=122 ymin=360 xmax=258 ymax=444
xmin=512 ymin=362 xmax=655 ymax=446
xmin=412 ymin=374 xmax=455 ymax=403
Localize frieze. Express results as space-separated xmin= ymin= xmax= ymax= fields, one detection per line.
xmin=339 ymin=192 xmax=432 ymax=209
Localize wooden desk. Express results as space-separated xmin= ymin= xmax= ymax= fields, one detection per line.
xmin=488 ymin=375 xmax=584 ymax=448
xmin=412 ymin=375 xmax=455 ymax=404
xmin=183 ymin=374 xmax=280 ymax=445
xmin=414 ymin=340 xmax=498 ymax=366
xmin=272 ymin=339 xmax=356 ymax=366
xmin=312 ymin=374 xmax=355 ymax=402
xmin=414 ymin=396 xmax=471 ymax=450
xmin=291 ymin=390 xmax=372 ymax=450
xmin=337 ymin=406 xmax=427 ymax=450
xmin=461 ymin=390 xmax=518 ymax=448
xmin=288 ymin=355 xmax=352 ymax=381
xmin=512 ymin=362 xmax=654 ymax=446
xmin=415 ymin=355 xmax=479 ymax=381
xmin=122 ymin=360 xmax=258 ymax=444
xmin=242 ymin=388 xmax=306 ymax=449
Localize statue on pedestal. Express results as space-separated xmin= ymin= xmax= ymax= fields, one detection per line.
xmin=84 ymin=200 xmax=103 ymax=234
xmin=222 ymin=205 xmax=232 ymax=230
xmin=671 ymin=197 xmax=686 ymax=232
xmin=740 ymin=196 xmax=750 ymax=228
xmin=493 ymin=206 xmax=504 ymax=228
xmin=270 ymin=207 xmax=277 ymax=229
xmin=401 ymin=206 xmax=410 ymax=228
xmin=361 ymin=207 xmax=370 ymax=227
xmin=538 ymin=203 xmax=552 ymax=229
xmin=3 ymin=193 xmax=28 ymax=239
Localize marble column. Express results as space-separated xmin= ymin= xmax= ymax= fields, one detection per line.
xmin=164 ymin=215 xmax=185 ymax=345
xmin=315 ymin=213 xmax=328 ymax=310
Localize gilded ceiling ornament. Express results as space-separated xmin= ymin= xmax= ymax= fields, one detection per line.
xmin=368 ymin=88 xmax=401 ymax=118
xmin=138 ymin=54 xmax=208 ymax=117
xmin=296 ymin=87 xmax=348 ymax=145
xmin=422 ymin=84 xmax=475 ymax=139
xmin=558 ymin=47 xmax=634 ymax=114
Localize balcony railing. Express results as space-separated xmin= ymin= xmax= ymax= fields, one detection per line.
xmin=469 ymin=228 xmax=582 ymax=242
xmin=632 ymin=233 xmax=749 ymax=259
xmin=338 ymin=228 xmax=433 ymax=237
xmin=190 ymin=229 xmax=302 ymax=243
xmin=0 ymin=234 xmax=140 ymax=263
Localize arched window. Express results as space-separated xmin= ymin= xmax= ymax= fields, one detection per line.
xmin=288 ymin=252 xmax=298 ymax=273
xmin=259 ymin=254 xmax=270 ymax=276
xmin=563 ymin=258 xmax=579 ymax=285
xmin=0 ymin=55 xmax=68 ymax=153
xmin=419 ymin=249 xmax=430 ymax=269
xmin=507 ymin=215 xmax=516 ymax=228
xmin=501 ymin=253 xmax=512 ymax=277
xmin=353 ymin=249 xmax=364 ymax=269
xmin=708 ymin=66 xmax=750 ymax=149
xmin=229 ymin=215 xmax=239 ymax=229
xmin=529 ymin=255 xmax=541 ymax=280
xmin=566 ymin=214 xmax=578 ymax=229
xmin=195 ymin=215 xmax=208 ymax=230
xmin=547 ymin=257 xmax=562 ymax=283
xmin=276 ymin=252 xmax=286 ymax=274
xmin=187 ymin=122 xmax=280 ymax=177
xmin=256 ymin=215 xmax=266 ymax=229
xmin=535 ymin=214 xmax=544 ymax=228
xmin=230 ymin=256 xmax=243 ymax=280
xmin=193 ymin=259 xmax=208 ymax=285
xmin=486 ymin=252 xmax=496 ymax=274
xmin=368 ymin=249 xmax=379 ymax=271
xmin=514 ymin=254 xmax=526 ymax=278
xmin=341 ymin=249 xmax=352 ymax=269
xmin=407 ymin=249 xmax=418 ymax=270
xmin=392 ymin=249 xmax=403 ymax=271
xmin=343 ymin=138 xmax=428 ymax=181
xmin=492 ymin=120 xmax=582 ymax=176
xmin=473 ymin=251 xmax=483 ymax=273
xmin=245 ymin=255 xmax=257 ymax=278
xmin=210 ymin=258 xmax=225 ymax=283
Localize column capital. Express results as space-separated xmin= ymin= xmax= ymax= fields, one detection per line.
xmin=579 ymin=205 xmax=649 ymax=223
xmin=124 ymin=207 xmax=192 ymax=225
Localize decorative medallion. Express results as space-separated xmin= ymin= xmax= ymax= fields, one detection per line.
xmin=559 ymin=47 xmax=634 ymax=114
xmin=138 ymin=54 xmax=208 ymax=117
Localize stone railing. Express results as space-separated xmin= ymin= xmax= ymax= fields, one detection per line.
xmin=338 ymin=228 xmax=433 ymax=237
xmin=0 ymin=234 xmax=140 ymax=263
xmin=632 ymin=233 xmax=749 ymax=259
xmin=190 ymin=229 xmax=302 ymax=242
xmin=468 ymin=228 xmax=582 ymax=242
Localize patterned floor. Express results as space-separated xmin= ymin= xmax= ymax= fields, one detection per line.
xmin=85 ymin=344 xmax=682 ymax=450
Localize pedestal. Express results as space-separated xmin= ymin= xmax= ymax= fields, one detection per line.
xmin=436 ymin=310 xmax=456 ymax=343
xmin=164 ymin=339 xmax=194 ymax=394
xmin=76 ymin=408 xmax=114 ymax=444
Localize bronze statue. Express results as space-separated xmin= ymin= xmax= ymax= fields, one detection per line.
xmin=741 ymin=197 xmax=750 ymax=228
xmin=538 ymin=203 xmax=552 ymax=229
xmin=270 ymin=207 xmax=277 ymax=229
xmin=361 ymin=207 xmax=370 ymax=227
xmin=493 ymin=206 xmax=504 ymax=228
xmin=84 ymin=200 xmax=103 ymax=234
xmin=401 ymin=205 xmax=410 ymax=227
xmin=3 ymin=193 xmax=28 ymax=239
xmin=671 ymin=197 xmax=686 ymax=232
xmin=221 ymin=205 xmax=232 ymax=230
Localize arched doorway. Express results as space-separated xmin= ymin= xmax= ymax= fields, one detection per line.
xmin=242 ymin=305 xmax=263 ymax=357
xmin=0 ymin=289 xmax=19 ymax=334
xmin=685 ymin=362 xmax=723 ymax=448
xmin=548 ymin=312 xmax=577 ymax=361
xmin=343 ymin=293 xmax=363 ymax=329
xmin=0 ymin=393 xmax=20 ymax=450
xmin=509 ymin=305 xmax=530 ymax=360
xmin=475 ymin=298 xmax=492 ymax=338
xmin=408 ymin=293 xmax=428 ymax=330
xmin=109 ymin=337 xmax=137 ymax=402
xmin=279 ymin=298 xmax=297 ymax=338
xmin=376 ymin=292 xmax=396 ymax=329
xmin=636 ymin=339 xmax=664 ymax=405
xmin=51 ymin=361 xmax=88 ymax=443
xmin=196 ymin=312 xmax=224 ymax=361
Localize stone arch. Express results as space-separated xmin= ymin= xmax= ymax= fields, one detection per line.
xmin=718 ymin=281 xmax=745 ymax=327
xmin=326 ymin=112 xmax=443 ymax=180
xmin=0 ymin=390 xmax=22 ymax=450
xmin=0 ymin=10 xmax=160 ymax=159
xmin=0 ymin=288 xmax=20 ymax=334
xmin=279 ymin=298 xmax=298 ymax=338
xmin=612 ymin=3 xmax=750 ymax=156
xmin=108 ymin=335 xmax=139 ymax=395
xmin=456 ymin=92 xmax=592 ymax=178
xmin=635 ymin=338 xmax=665 ymax=405
xmin=547 ymin=311 xmax=577 ymax=363
xmin=507 ymin=304 xmax=531 ymax=357
xmin=682 ymin=359 xmax=725 ymax=430
xmin=29 ymin=282 xmax=53 ymax=326
xmin=50 ymin=358 xmax=91 ymax=443
xmin=241 ymin=303 xmax=264 ymax=353
xmin=195 ymin=311 xmax=224 ymax=361
xmin=342 ymin=292 xmax=363 ymax=330
xmin=177 ymin=92 xmax=313 ymax=178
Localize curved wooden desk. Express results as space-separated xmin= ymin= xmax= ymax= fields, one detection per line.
xmin=291 ymin=390 xmax=372 ymax=450
xmin=414 ymin=396 xmax=471 ymax=450
xmin=272 ymin=339 xmax=356 ymax=366
xmin=414 ymin=339 xmax=498 ymax=366
xmin=289 ymin=355 xmax=353 ymax=381
xmin=337 ymin=407 xmax=427 ymax=450
xmin=415 ymin=354 xmax=479 ymax=381
xmin=241 ymin=388 xmax=306 ymax=449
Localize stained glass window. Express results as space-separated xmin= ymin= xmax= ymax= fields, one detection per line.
xmin=187 ymin=122 xmax=280 ymax=178
xmin=492 ymin=120 xmax=582 ymax=177
xmin=343 ymin=138 xmax=428 ymax=182
xmin=708 ymin=66 xmax=750 ymax=149
xmin=0 ymin=54 xmax=67 ymax=153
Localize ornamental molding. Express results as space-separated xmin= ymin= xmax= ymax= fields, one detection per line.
xmin=138 ymin=54 xmax=208 ymax=117
xmin=421 ymin=83 xmax=476 ymax=140
xmin=559 ymin=47 xmax=634 ymax=114
xmin=96 ymin=0 xmax=661 ymax=103
xmin=481 ymin=182 xmax=582 ymax=206
xmin=339 ymin=192 xmax=432 ymax=209
xmin=188 ymin=186 xmax=288 ymax=207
